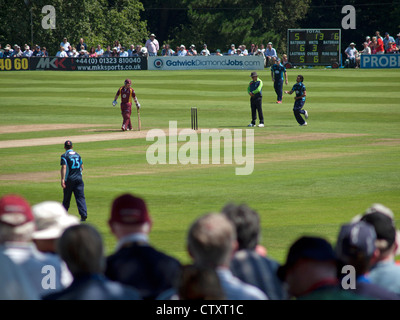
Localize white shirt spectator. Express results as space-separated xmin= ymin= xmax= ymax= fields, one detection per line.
xmin=60 ymin=38 xmax=70 ymax=51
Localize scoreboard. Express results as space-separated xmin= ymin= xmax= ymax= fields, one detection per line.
xmin=287 ymin=29 xmax=341 ymax=66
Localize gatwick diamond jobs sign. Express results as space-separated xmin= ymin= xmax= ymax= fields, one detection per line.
xmin=149 ymin=56 xmax=265 ymax=71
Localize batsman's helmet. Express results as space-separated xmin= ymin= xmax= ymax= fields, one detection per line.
xmin=125 ymin=78 xmax=132 ymax=85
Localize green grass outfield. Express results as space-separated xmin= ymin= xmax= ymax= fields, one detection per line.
xmin=0 ymin=68 xmax=399 ymax=264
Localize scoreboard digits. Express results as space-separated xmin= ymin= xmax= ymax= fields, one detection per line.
xmin=288 ymin=29 xmax=341 ymax=66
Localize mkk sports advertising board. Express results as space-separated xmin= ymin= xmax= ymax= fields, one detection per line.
xmin=287 ymin=29 xmax=341 ymax=66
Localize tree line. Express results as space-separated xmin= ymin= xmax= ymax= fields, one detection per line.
xmin=1 ymin=0 xmax=399 ymax=57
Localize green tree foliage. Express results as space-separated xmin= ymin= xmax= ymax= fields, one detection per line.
xmin=168 ymin=0 xmax=311 ymax=54
xmin=0 ymin=0 xmax=148 ymax=55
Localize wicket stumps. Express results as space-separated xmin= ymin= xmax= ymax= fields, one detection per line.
xmin=191 ymin=107 xmax=198 ymax=130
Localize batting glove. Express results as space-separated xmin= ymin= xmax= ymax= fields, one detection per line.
xmin=137 ymin=104 xmax=141 ymax=109
xmin=112 ymin=100 xmax=117 ymax=106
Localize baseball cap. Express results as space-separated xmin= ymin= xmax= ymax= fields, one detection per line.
xmin=109 ymin=193 xmax=152 ymax=225
xmin=64 ymin=140 xmax=72 ymax=148
xmin=125 ymin=78 xmax=131 ymax=84
xmin=336 ymin=221 xmax=377 ymax=263
xmin=277 ymin=236 xmax=336 ymax=281
xmin=0 ymin=194 xmax=34 ymax=227
xmin=250 ymin=71 xmax=258 ymax=77
xmin=276 ymin=57 xmax=281 ymax=62
xmin=32 ymin=201 xmax=79 ymax=240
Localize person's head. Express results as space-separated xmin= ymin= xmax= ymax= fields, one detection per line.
xmin=63 ymin=37 xmax=67 ymax=43
xmin=35 ymin=45 xmax=40 ymax=51
xmin=385 ymin=32 xmax=390 ymax=39
xmin=221 ymin=203 xmax=260 ymax=250
xmin=108 ymin=193 xmax=152 ymax=239
xmin=363 ymin=42 xmax=369 ymax=47
xmin=275 ymin=57 xmax=281 ymax=64
xmin=57 ymin=224 xmax=104 ymax=276
xmin=359 ymin=204 xmax=398 ymax=259
xmin=177 ymin=264 xmax=225 ymax=300
xmin=180 ymin=45 xmax=185 ymax=51
xmin=90 ymin=47 xmax=95 ymax=53
xmin=79 ymin=38 xmax=84 ymax=44
xmin=0 ymin=194 xmax=35 ymax=244
xmin=124 ymin=78 xmax=131 ymax=88
xmin=336 ymin=221 xmax=378 ymax=275
xmin=64 ymin=140 xmax=73 ymax=150
xmin=375 ymin=31 xmax=380 ymax=36
xmin=297 ymin=75 xmax=304 ymax=83
xmin=97 ymin=44 xmax=102 ymax=49
xmin=150 ymin=33 xmax=156 ymax=40
xmin=31 ymin=201 xmax=79 ymax=253
xmin=277 ymin=236 xmax=337 ymax=298
xmin=106 ymin=45 xmax=111 ymax=50
xmin=187 ymin=213 xmax=237 ymax=269
xmin=250 ymin=71 xmax=258 ymax=81
xmin=267 ymin=42 xmax=272 ymax=48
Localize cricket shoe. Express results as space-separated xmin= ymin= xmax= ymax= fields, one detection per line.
xmin=277 ymin=101 xmax=282 ymax=104
xmin=304 ymin=110 xmax=309 ymax=119
xmin=247 ymin=124 xmax=256 ymax=127
xmin=300 ymin=122 xmax=308 ymax=126
xmin=258 ymin=124 xmax=265 ymax=128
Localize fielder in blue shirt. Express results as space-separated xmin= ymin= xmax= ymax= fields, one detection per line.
xmin=60 ymin=140 xmax=88 ymax=221
xmin=284 ymin=75 xmax=309 ymax=126
xmin=270 ymin=58 xmax=288 ymax=104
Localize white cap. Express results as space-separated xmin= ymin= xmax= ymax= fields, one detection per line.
xmin=32 ymin=201 xmax=79 ymax=240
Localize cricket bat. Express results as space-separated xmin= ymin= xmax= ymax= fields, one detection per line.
xmin=137 ymin=109 xmax=141 ymax=131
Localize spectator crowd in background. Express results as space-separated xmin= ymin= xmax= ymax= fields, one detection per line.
xmin=0 ymin=30 xmax=399 ymax=67
xmin=1 ymin=192 xmax=399 ymax=301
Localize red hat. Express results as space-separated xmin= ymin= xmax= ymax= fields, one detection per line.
xmin=109 ymin=194 xmax=152 ymax=225
xmin=124 ymin=78 xmax=132 ymax=85
xmin=0 ymin=194 xmax=34 ymax=226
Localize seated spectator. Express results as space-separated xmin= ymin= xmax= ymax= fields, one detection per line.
xmin=360 ymin=42 xmax=371 ymax=55
xmin=236 ymin=48 xmax=243 ymax=56
xmin=95 ymin=44 xmax=104 ymax=57
xmin=365 ymin=36 xmax=371 ymax=47
xmin=22 ymin=45 xmax=33 ymax=57
xmin=214 ymin=49 xmax=222 ymax=56
xmin=161 ymin=44 xmax=174 ymax=56
xmin=336 ymin=221 xmax=399 ymax=300
xmin=103 ymin=45 xmax=112 ymax=57
xmin=255 ymin=48 xmax=266 ymax=65
xmin=139 ymin=47 xmax=148 ymax=57
xmin=68 ymin=48 xmax=78 ymax=58
xmin=31 ymin=45 xmax=43 ymax=57
xmin=228 ymin=44 xmax=236 ymax=55
xmin=249 ymin=43 xmax=257 ymax=55
xmin=187 ymin=44 xmax=197 ymax=56
xmin=105 ymin=193 xmax=182 ymax=300
xmin=119 ymin=46 xmax=128 ymax=57
xmin=56 ymin=46 xmax=68 ymax=57
xmin=12 ymin=45 xmax=23 ymax=57
xmin=43 ymin=224 xmax=142 ymax=300
xmin=344 ymin=42 xmax=358 ymax=68
xmin=240 ymin=44 xmax=248 ymax=55
xmin=201 ymin=44 xmax=210 ymax=56
xmin=111 ymin=47 xmax=119 ymax=57
xmin=3 ymin=44 xmax=13 ymax=57
xmin=222 ymin=203 xmax=287 ymax=300
xmin=132 ymin=45 xmax=142 ymax=56
xmin=356 ymin=204 xmax=400 ymax=295
xmin=88 ymin=46 xmax=97 ymax=58
xmin=177 ymin=45 xmax=187 ymax=56
xmin=386 ymin=42 xmax=399 ymax=54
xmin=277 ymin=236 xmax=364 ymax=300
xmin=113 ymin=40 xmax=121 ymax=52
xmin=383 ymin=32 xmax=395 ymax=53
xmin=127 ymin=44 xmax=135 ymax=56
xmin=396 ymin=33 xmax=400 ymax=50
xmin=78 ymin=49 xmax=88 ymax=58
xmin=264 ymin=42 xmax=277 ymax=67
xmin=0 ymin=194 xmax=68 ymax=297
xmin=41 ymin=47 xmax=48 ymax=57
xmin=186 ymin=213 xmax=268 ymax=300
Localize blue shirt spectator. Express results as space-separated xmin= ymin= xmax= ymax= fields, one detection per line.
xmin=383 ymin=32 xmax=395 ymax=52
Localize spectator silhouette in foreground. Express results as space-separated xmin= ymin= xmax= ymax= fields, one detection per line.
xmin=105 ymin=193 xmax=181 ymax=300
xmin=0 ymin=194 xmax=66 ymax=297
xmin=187 ymin=213 xmax=268 ymax=300
xmin=277 ymin=236 xmax=365 ymax=300
xmin=354 ymin=204 xmax=400 ymax=295
xmin=221 ymin=203 xmax=287 ymax=300
xmin=336 ymin=221 xmax=400 ymax=300
xmin=44 ymin=224 xmax=141 ymax=300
